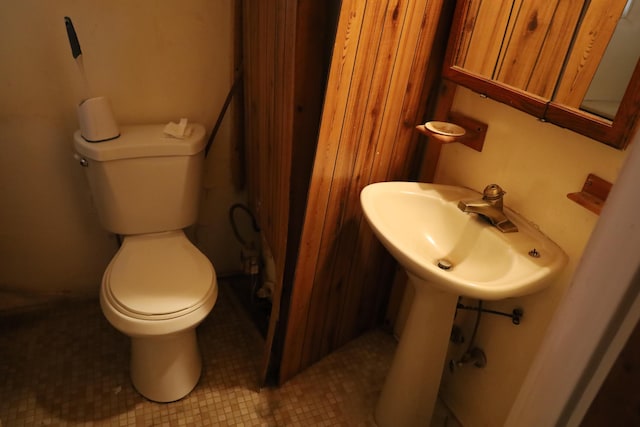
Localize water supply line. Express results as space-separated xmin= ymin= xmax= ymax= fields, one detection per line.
xmin=450 ymin=300 xmax=487 ymax=371
xmin=466 ymin=300 xmax=482 ymax=351
xmin=449 ymin=300 xmax=524 ymax=372
xmin=229 ymin=203 xmax=263 ymax=304
xmin=456 ymin=302 xmax=524 ymax=325
xmin=229 ymin=203 xmax=260 ymax=247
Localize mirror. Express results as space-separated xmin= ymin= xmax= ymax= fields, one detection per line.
xmin=574 ymin=1 xmax=640 ymax=120
xmin=443 ymin=0 xmax=640 ymax=149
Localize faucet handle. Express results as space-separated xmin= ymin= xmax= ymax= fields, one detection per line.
xmin=483 ymin=184 xmax=505 ymax=201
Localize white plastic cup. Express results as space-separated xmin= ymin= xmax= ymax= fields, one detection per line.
xmin=77 ymin=96 xmax=120 ymax=142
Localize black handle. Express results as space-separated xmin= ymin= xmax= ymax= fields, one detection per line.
xmin=64 ymin=16 xmax=82 ymax=59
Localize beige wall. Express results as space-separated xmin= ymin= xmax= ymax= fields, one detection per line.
xmin=434 ymin=87 xmax=628 ymax=426
xmin=0 ymin=1 xmax=243 ymax=309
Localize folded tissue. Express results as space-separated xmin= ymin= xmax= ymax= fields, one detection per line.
xmin=163 ymin=118 xmax=193 ymax=139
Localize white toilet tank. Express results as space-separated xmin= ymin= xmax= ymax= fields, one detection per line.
xmin=74 ymin=123 xmax=207 ymax=235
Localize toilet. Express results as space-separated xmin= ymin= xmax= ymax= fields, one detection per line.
xmin=73 ymin=123 xmax=218 ymax=402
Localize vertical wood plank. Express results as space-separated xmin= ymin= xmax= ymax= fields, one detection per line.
xmin=279 ymin=0 xmax=368 ymax=382
xmin=308 ymin=0 xmax=403 ymax=363
xmin=453 ymin=0 xmax=480 ymax=66
xmin=258 ymin=0 xmax=297 ymax=383
xmin=495 ymin=0 xmax=561 ymax=93
xmin=339 ymin=0 xmax=446 ymax=343
xmin=459 ymin=0 xmax=516 ymax=78
xmin=231 ymin=0 xmax=245 ymax=191
xmin=280 ymin=0 xmax=447 ymax=383
xmin=524 ymin=0 xmax=584 ymax=98
xmin=242 ymin=0 xmax=303 ymax=384
xmin=243 ymin=0 xmax=291 ymax=302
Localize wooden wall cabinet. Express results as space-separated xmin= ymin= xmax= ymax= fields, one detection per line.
xmin=443 ymin=0 xmax=640 ymax=149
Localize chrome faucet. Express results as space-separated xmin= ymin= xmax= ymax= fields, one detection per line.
xmin=457 ymin=184 xmax=518 ymax=233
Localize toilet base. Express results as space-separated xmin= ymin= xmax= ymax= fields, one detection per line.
xmin=130 ymin=329 xmax=202 ymax=402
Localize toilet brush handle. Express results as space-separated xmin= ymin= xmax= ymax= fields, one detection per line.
xmin=64 ymin=16 xmax=82 ymax=59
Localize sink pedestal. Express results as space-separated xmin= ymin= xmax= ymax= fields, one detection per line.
xmin=375 ymin=273 xmax=458 ymax=427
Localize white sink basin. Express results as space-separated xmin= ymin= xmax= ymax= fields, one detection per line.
xmin=361 ymin=181 xmax=567 ymax=300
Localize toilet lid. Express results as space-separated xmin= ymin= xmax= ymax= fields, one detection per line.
xmin=106 ymin=232 xmax=214 ymax=316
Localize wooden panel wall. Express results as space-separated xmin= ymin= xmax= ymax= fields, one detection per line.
xmin=242 ymin=1 xmax=296 ymax=386
xmin=243 ymin=0 xmax=292 ymax=296
xmin=279 ymin=0 xmax=448 ymax=383
xmin=242 ymin=0 xmax=338 ymax=383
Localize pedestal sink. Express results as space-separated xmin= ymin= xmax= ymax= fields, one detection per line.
xmin=360 ymin=182 xmax=567 ymax=427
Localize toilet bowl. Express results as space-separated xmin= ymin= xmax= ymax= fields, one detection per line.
xmin=100 ymin=230 xmax=217 ymax=402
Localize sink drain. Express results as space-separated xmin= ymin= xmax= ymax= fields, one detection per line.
xmin=437 ymin=259 xmax=453 ymax=270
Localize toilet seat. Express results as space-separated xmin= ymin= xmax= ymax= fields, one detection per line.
xmin=103 ymin=231 xmax=215 ymax=321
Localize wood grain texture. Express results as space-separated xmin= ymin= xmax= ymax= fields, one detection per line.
xmin=523 ymin=0 xmax=584 ymax=98
xmin=458 ymin=0 xmax=517 ymax=78
xmin=278 ymin=0 xmax=369 ymax=382
xmin=279 ymin=0 xmax=447 ymax=383
xmin=242 ymin=0 xmax=290 ymax=384
xmin=567 ymin=173 xmax=613 ymax=215
xmin=497 ymin=0 xmax=587 ymax=98
xmin=242 ymin=0 xmax=335 ymax=384
xmin=455 ymin=0 xmax=586 ymax=99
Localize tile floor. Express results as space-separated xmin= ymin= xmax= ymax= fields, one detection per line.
xmin=0 ymin=281 xmax=459 ymax=426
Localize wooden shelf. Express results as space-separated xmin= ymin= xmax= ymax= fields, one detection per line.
xmin=567 ymin=173 xmax=612 ymax=215
xmin=415 ymin=111 xmax=487 ymax=152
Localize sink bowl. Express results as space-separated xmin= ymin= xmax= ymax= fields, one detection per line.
xmin=360 ymin=181 xmax=567 ymax=300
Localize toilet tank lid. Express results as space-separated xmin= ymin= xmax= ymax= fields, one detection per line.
xmin=74 ymin=123 xmax=206 ymax=161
